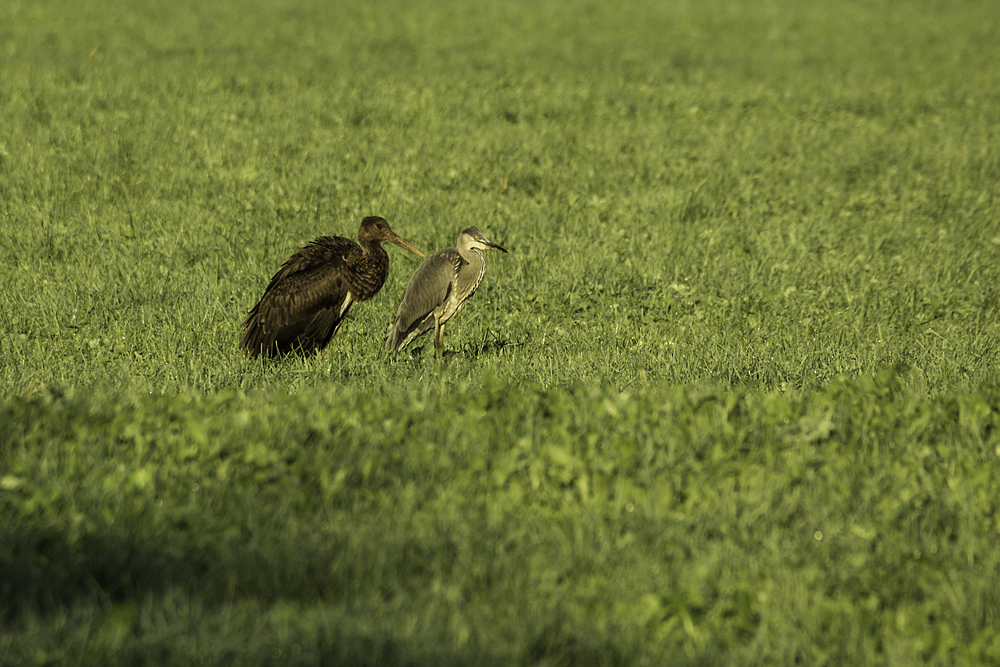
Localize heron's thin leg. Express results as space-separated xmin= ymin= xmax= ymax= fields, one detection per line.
xmin=434 ymin=317 xmax=444 ymax=357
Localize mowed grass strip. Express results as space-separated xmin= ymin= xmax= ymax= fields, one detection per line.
xmin=2 ymin=372 xmax=1000 ymax=665
xmin=1 ymin=0 xmax=998 ymax=394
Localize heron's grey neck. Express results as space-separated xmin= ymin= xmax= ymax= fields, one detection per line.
xmin=459 ymin=245 xmax=486 ymax=265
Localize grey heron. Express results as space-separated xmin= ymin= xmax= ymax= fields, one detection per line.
xmin=386 ymin=226 xmax=508 ymax=356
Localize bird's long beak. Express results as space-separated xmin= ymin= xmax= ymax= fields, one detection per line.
xmin=388 ymin=233 xmax=425 ymax=258
xmin=485 ymin=239 xmax=508 ymax=254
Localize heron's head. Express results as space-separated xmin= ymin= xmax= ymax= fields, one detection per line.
xmin=459 ymin=227 xmax=508 ymax=254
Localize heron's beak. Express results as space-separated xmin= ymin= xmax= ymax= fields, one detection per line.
xmin=388 ymin=233 xmax=425 ymax=258
xmin=485 ymin=240 xmax=508 ymax=254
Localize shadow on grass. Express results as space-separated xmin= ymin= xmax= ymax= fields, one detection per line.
xmin=460 ymin=330 xmax=526 ymax=358
xmin=388 ymin=330 xmax=525 ymax=361
xmin=1 ymin=515 xmax=422 ymax=619
xmin=0 ymin=522 xmax=654 ymax=666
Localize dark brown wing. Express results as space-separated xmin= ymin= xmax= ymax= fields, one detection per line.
xmin=241 ymin=237 xmax=359 ymax=357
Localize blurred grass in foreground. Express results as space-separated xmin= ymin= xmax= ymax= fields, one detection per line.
xmin=3 ymin=369 xmax=1000 ymax=665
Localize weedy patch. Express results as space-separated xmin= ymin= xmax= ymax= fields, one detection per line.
xmin=3 ymin=372 xmax=1000 ymax=664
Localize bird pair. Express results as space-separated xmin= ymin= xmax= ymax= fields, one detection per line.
xmin=240 ymin=216 xmax=507 ymax=359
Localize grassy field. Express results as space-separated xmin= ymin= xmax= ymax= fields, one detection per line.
xmin=2 ymin=0 xmax=1000 ymax=664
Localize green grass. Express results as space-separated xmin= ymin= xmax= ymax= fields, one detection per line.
xmin=3 ymin=375 xmax=1000 ymax=664
xmin=2 ymin=0 xmax=1000 ymax=664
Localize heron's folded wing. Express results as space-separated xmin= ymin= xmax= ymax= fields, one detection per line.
xmin=392 ymin=249 xmax=464 ymax=329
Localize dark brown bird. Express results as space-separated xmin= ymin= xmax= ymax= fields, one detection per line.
xmin=240 ymin=216 xmax=424 ymax=358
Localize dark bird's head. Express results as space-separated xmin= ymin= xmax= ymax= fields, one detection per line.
xmin=459 ymin=226 xmax=509 ymax=254
xmin=358 ymin=216 xmax=425 ymax=258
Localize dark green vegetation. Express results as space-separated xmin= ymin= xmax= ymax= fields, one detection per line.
xmin=5 ymin=374 xmax=1000 ymax=665
xmin=2 ymin=0 xmax=999 ymax=664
